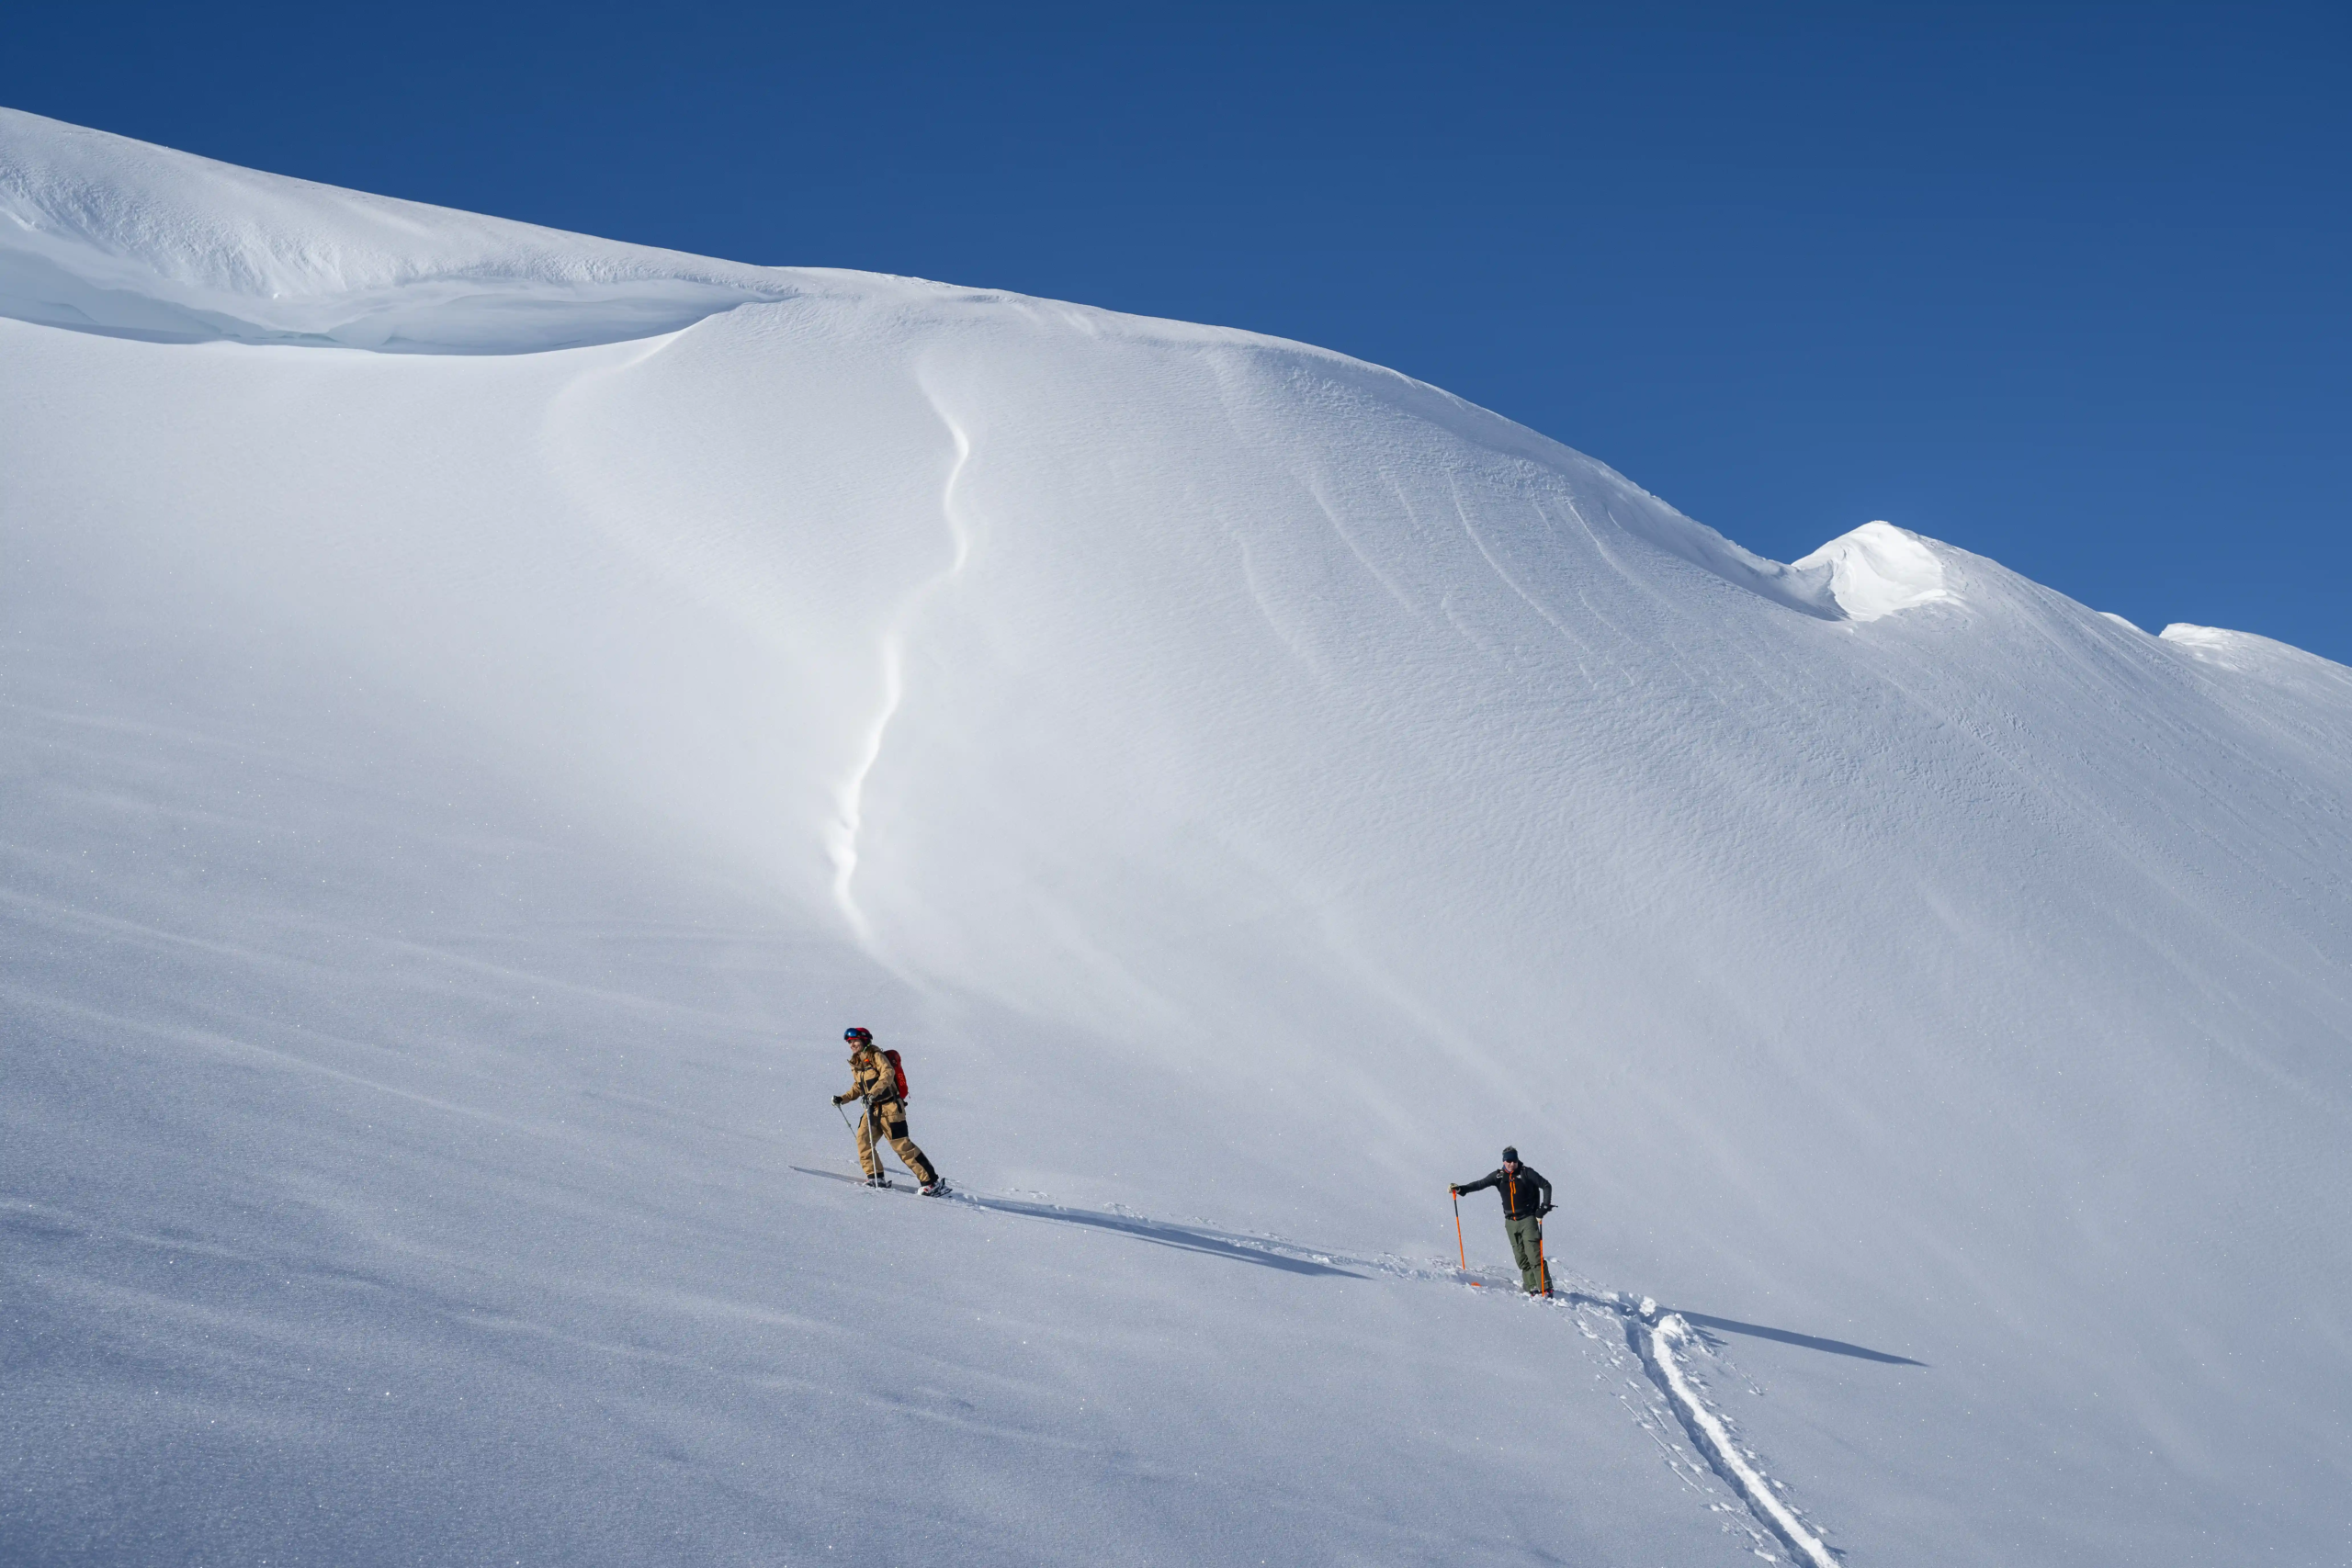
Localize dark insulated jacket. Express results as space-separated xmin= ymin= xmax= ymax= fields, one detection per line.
xmin=1457 ymin=1165 xmax=1551 ymax=1219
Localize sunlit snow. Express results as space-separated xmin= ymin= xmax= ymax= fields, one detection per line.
xmin=6 ymin=106 xmax=2349 ymax=1567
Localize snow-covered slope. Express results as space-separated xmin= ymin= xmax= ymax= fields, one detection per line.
xmin=5 ymin=108 xmax=2349 ymax=1567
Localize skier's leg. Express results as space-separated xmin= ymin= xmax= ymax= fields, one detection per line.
xmin=1508 ymin=1217 xmax=1544 ymax=1292
xmin=884 ymin=1108 xmax=936 ymax=1185
xmin=894 ymin=1135 xmax=937 ymax=1186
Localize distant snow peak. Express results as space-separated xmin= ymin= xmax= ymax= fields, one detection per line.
xmin=1794 ymin=521 xmax=1955 ymax=622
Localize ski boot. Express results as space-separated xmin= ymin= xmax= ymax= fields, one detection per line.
xmin=863 ymin=1173 xmax=893 ymax=1190
xmin=919 ymin=1178 xmax=952 ymax=1197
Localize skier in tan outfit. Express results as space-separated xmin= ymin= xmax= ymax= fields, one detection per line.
xmin=831 ymin=1027 xmax=947 ymax=1195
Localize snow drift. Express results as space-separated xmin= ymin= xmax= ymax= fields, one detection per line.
xmin=0 ymin=108 xmax=797 ymax=350
xmin=5 ymin=107 xmax=2349 ymax=1567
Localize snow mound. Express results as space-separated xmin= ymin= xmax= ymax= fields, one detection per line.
xmin=2162 ymin=620 xmax=2329 ymax=675
xmin=0 ymin=107 xmax=801 ymax=351
xmin=1794 ymin=519 xmax=1955 ymax=620
xmin=2160 ymin=621 xmax=2352 ymax=721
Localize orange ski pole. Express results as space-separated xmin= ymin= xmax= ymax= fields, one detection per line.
xmin=1452 ymin=1189 xmax=1480 ymax=1284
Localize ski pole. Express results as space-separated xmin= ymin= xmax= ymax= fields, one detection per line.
xmin=836 ymin=1099 xmax=862 ymax=1176
xmin=1536 ymin=1221 xmax=1551 ymax=1296
xmin=1452 ymin=1189 xmax=1479 ymax=1283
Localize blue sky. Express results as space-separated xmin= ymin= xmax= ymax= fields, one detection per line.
xmin=9 ymin=2 xmax=2346 ymax=660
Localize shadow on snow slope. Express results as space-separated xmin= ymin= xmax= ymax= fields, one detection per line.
xmin=790 ymin=1166 xmax=1364 ymax=1279
xmin=1553 ymin=1291 xmax=1927 ymax=1367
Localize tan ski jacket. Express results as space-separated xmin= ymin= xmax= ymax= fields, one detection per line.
xmin=839 ymin=1045 xmax=900 ymax=1108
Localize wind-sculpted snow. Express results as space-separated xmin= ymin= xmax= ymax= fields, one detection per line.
xmin=5 ymin=112 xmax=2351 ymax=1568
xmin=1794 ymin=519 xmax=1953 ymax=620
xmin=0 ymin=107 xmax=804 ymax=350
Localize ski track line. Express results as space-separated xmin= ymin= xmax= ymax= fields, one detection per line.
xmin=1642 ymin=1307 xmax=1840 ymax=1568
xmin=832 ymin=1168 xmax=1844 ymax=1565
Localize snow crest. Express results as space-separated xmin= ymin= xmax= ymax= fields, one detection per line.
xmin=0 ymin=107 xmax=798 ymax=352
xmin=1796 ymin=519 xmax=1955 ymax=620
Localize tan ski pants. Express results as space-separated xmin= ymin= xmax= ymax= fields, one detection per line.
xmin=858 ymin=1099 xmax=936 ymax=1185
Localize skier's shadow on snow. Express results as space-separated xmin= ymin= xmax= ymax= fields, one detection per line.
xmin=1558 ymin=1291 xmax=1925 ymax=1366
xmin=969 ymin=1197 xmax=1364 ymax=1278
xmin=792 ymin=1168 xmax=1360 ymax=1279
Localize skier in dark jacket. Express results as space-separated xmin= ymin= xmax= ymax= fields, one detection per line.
xmin=1453 ymin=1146 xmax=1553 ymax=1294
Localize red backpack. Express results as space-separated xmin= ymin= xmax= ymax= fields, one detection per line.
xmin=882 ymin=1048 xmax=909 ymax=1101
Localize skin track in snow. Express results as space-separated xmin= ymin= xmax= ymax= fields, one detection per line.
xmin=1644 ymin=1310 xmax=1839 ymax=1568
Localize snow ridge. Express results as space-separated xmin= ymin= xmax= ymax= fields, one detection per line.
xmin=0 ymin=106 xmax=798 ymax=352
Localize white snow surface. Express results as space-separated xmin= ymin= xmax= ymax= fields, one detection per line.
xmin=6 ymin=113 xmax=2351 ymax=1567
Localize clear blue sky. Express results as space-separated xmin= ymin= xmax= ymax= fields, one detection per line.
xmin=9 ymin=2 xmax=2346 ymax=660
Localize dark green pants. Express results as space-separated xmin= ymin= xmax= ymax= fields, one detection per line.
xmin=1505 ymin=1215 xmax=1548 ymax=1293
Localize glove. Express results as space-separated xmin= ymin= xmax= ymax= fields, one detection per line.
xmin=1539 ymin=1202 xmax=1554 ymax=1217
xmin=831 ymin=1093 xmax=851 ymax=1106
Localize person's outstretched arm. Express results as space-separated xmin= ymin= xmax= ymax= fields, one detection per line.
xmin=1453 ymin=1169 xmax=1500 ymax=1196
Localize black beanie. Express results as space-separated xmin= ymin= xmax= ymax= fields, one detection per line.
xmin=1501 ymin=1145 xmax=1519 ymax=1162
